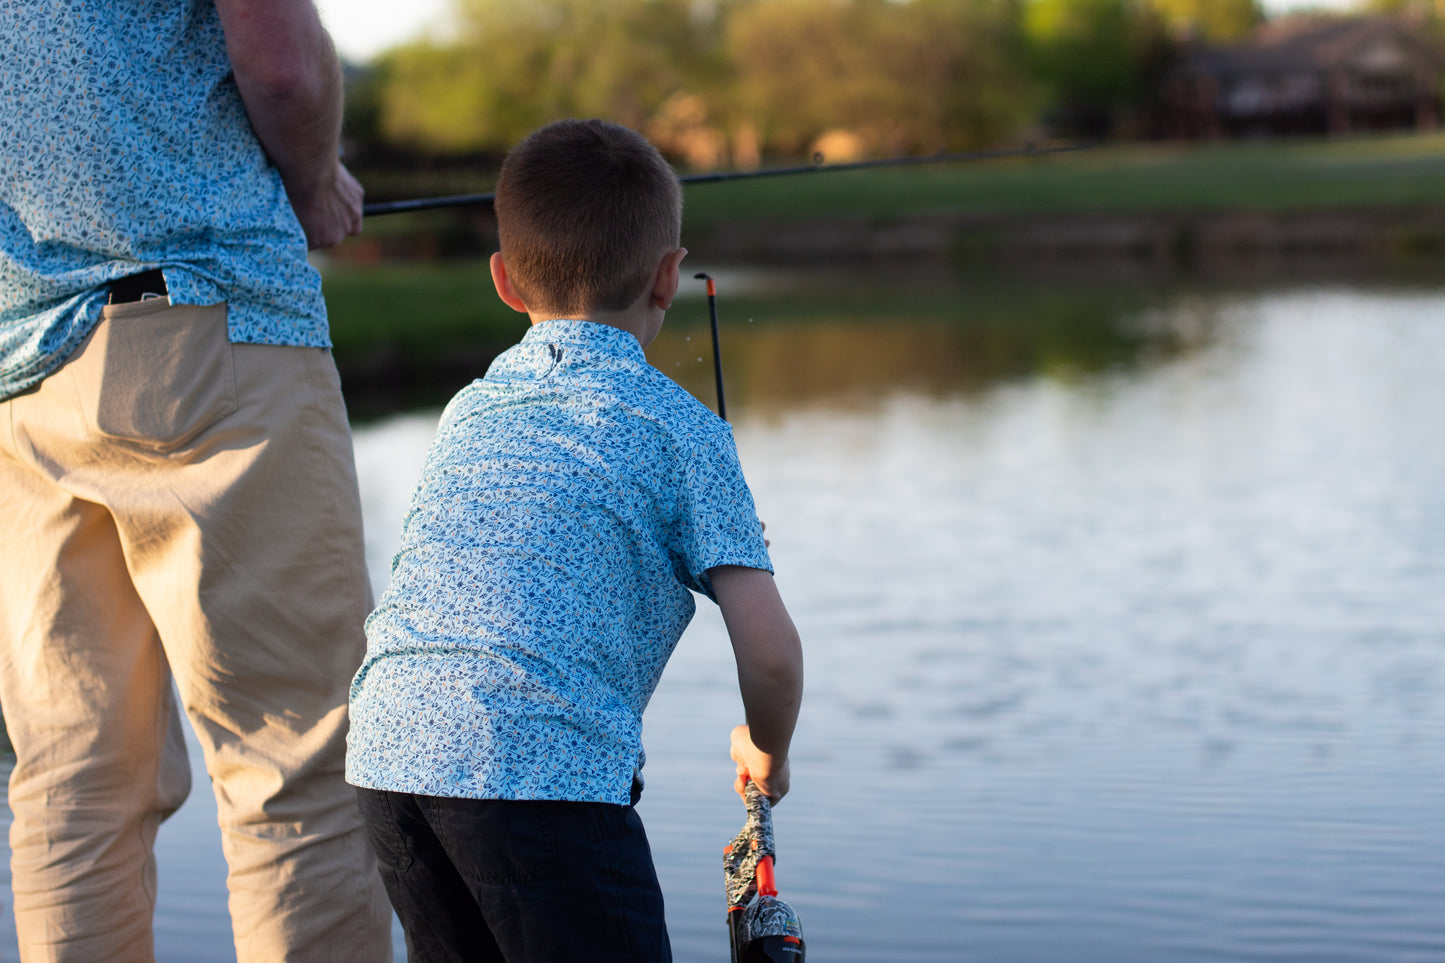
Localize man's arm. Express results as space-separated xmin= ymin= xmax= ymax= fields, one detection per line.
xmin=214 ymin=0 xmax=362 ymax=248
xmin=710 ymin=565 xmax=804 ymax=802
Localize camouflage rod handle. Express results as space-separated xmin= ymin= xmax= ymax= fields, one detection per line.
xmin=724 ymin=779 xmax=776 ymax=910
xmin=724 ymin=778 xmax=805 ymax=962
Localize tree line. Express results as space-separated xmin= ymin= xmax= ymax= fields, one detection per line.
xmin=343 ymin=0 xmax=1400 ymax=171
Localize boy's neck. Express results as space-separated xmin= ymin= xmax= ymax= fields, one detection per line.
xmin=528 ymin=307 xmax=658 ymax=348
xmin=492 ymin=247 xmax=686 ymax=350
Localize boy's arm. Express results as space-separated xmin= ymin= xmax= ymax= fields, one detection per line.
xmin=710 ymin=565 xmax=804 ymax=803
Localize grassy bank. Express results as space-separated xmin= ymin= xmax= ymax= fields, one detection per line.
xmin=329 ymin=132 xmax=1445 ymax=413
xmin=322 ymin=262 xmax=1168 ymax=360
xmin=322 ymin=260 xmax=1179 ymax=413
xmin=352 ymin=132 xmax=1445 ymax=233
xmin=322 ymin=263 xmax=521 ymax=356
xmin=321 ymin=263 xmax=526 ymax=416
xmin=684 ymin=133 xmax=1445 ymax=224
xmin=323 ymin=258 xmax=1383 ymax=417
xmin=344 ymin=132 xmax=1445 ymax=269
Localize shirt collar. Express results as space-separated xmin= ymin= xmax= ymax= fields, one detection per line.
xmin=522 ymin=319 xmax=646 ymax=363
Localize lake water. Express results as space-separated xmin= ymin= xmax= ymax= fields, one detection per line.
xmin=1 ymin=276 xmax=1443 ymax=961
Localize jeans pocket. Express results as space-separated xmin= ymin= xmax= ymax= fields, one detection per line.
xmin=68 ymin=301 xmax=237 ymax=451
xmin=357 ymin=788 xmax=415 ymax=873
xmin=433 ymin=798 xmax=559 ymax=886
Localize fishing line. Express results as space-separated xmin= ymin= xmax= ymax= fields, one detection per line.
xmin=359 ymin=142 xmax=1087 ymax=217
xmin=356 ymin=142 xmax=1086 ymax=417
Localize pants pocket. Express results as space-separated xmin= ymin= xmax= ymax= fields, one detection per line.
xmin=431 ymin=797 xmax=559 ymax=886
xmin=68 ymin=301 xmax=237 ymax=451
xmin=357 ymin=788 xmax=416 ymax=873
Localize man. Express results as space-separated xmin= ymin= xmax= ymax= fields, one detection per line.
xmin=0 ymin=0 xmax=392 ymax=960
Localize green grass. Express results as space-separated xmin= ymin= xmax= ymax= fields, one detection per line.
xmin=322 ymin=262 xmax=524 ymax=357
xmin=352 ymin=133 xmax=1445 ymax=233
xmin=322 ymin=262 xmax=530 ymax=415
xmin=322 ymin=258 xmax=1202 ymax=408
xmin=680 ymin=132 xmax=1445 ymax=225
xmin=354 ymin=132 xmax=1445 ymax=230
xmin=329 ymin=132 xmax=1445 ymax=413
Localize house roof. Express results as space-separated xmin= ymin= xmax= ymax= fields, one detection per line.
xmin=1181 ymin=14 xmax=1445 ymax=79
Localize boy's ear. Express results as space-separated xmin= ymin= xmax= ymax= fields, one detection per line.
xmin=652 ymin=247 xmax=687 ymax=311
xmin=490 ymin=252 xmax=530 ymax=314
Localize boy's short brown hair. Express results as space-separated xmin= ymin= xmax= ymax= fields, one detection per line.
xmin=494 ymin=119 xmax=682 ymax=316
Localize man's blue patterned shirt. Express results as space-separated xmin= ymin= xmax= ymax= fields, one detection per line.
xmin=0 ymin=0 xmax=329 ymax=401
xmin=347 ymin=319 xmax=773 ymax=805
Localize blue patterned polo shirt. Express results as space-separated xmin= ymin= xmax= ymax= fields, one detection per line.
xmin=347 ymin=319 xmax=772 ymax=805
xmin=0 ymin=0 xmax=328 ymax=401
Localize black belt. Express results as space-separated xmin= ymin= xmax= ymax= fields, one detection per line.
xmin=108 ymin=269 xmax=168 ymax=304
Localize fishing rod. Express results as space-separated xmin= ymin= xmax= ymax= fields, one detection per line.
xmin=694 ymin=272 xmax=727 ymax=421
xmin=360 ymin=142 xmax=1086 ymax=218
xmin=360 ymin=141 xmax=1086 ymax=417
xmin=724 ymin=777 xmax=805 ymax=961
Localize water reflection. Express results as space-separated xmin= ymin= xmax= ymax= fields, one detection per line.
xmin=347 ymin=283 xmax=1445 ymax=962
xmin=0 ymin=281 xmax=1441 ymax=962
xmin=644 ymin=286 xmax=1445 ymax=961
xmin=654 ymin=271 xmax=1220 ymax=412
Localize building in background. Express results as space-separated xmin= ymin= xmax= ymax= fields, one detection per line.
xmin=1164 ymin=15 xmax=1445 ymax=138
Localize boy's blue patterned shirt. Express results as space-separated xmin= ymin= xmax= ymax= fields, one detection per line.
xmin=347 ymin=319 xmax=772 ymax=805
xmin=0 ymin=0 xmax=328 ymax=401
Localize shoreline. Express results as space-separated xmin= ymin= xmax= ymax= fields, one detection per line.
xmin=323 ymin=206 xmax=1445 ymax=417
xmin=334 ymin=202 xmax=1445 ymax=271
xmin=683 ymin=205 xmax=1445 ymax=266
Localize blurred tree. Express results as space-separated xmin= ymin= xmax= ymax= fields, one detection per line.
xmin=1024 ymin=0 xmax=1168 ymax=137
xmin=725 ymin=0 xmax=1035 ymax=156
xmin=374 ymin=0 xmax=714 ymax=153
xmin=341 ymin=60 xmax=386 ymax=156
xmin=907 ymin=0 xmax=1039 ymax=150
xmin=1367 ymin=0 xmax=1445 ymax=16
xmin=371 ymin=42 xmax=505 ymax=153
xmin=1146 ymin=0 xmax=1262 ymax=43
xmin=358 ymin=0 xmax=1192 ymax=162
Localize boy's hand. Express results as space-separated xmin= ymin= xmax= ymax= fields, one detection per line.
xmin=732 ymin=723 xmax=790 ymax=802
xmin=712 ymin=566 xmax=802 ymax=804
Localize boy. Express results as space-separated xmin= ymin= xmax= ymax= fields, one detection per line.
xmin=346 ymin=119 xmax=804 ymax=963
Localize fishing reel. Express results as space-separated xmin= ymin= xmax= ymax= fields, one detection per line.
xmin=734 ymin=857 xmax=806 ymax=961
xmin=725 ymin=780 xmax=806 ymax=962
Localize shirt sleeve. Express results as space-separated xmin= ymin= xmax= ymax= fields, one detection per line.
xmin=671 ymin=423 xmax=773 ymax=601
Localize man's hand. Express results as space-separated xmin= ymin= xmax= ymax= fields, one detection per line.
xmin=732 ymin=723 xmax=790 ymax=802
xmin=216 ymin=0 xmax=353 ymax=247
xmin=291 ymin=160 xmax=364 ymax=249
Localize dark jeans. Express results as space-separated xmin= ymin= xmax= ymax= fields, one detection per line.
xmin=357 ymin=785 xmax=672 ymax=963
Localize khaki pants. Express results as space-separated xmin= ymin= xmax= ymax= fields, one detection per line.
xmin=0 ymin=301 xmax=392 ymax=962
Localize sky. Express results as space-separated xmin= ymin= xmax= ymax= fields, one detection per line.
xmin=316 ymin=0 xmax=1366 ymax=64
xmin=316 ymin=0 xmax=453 ymax=63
